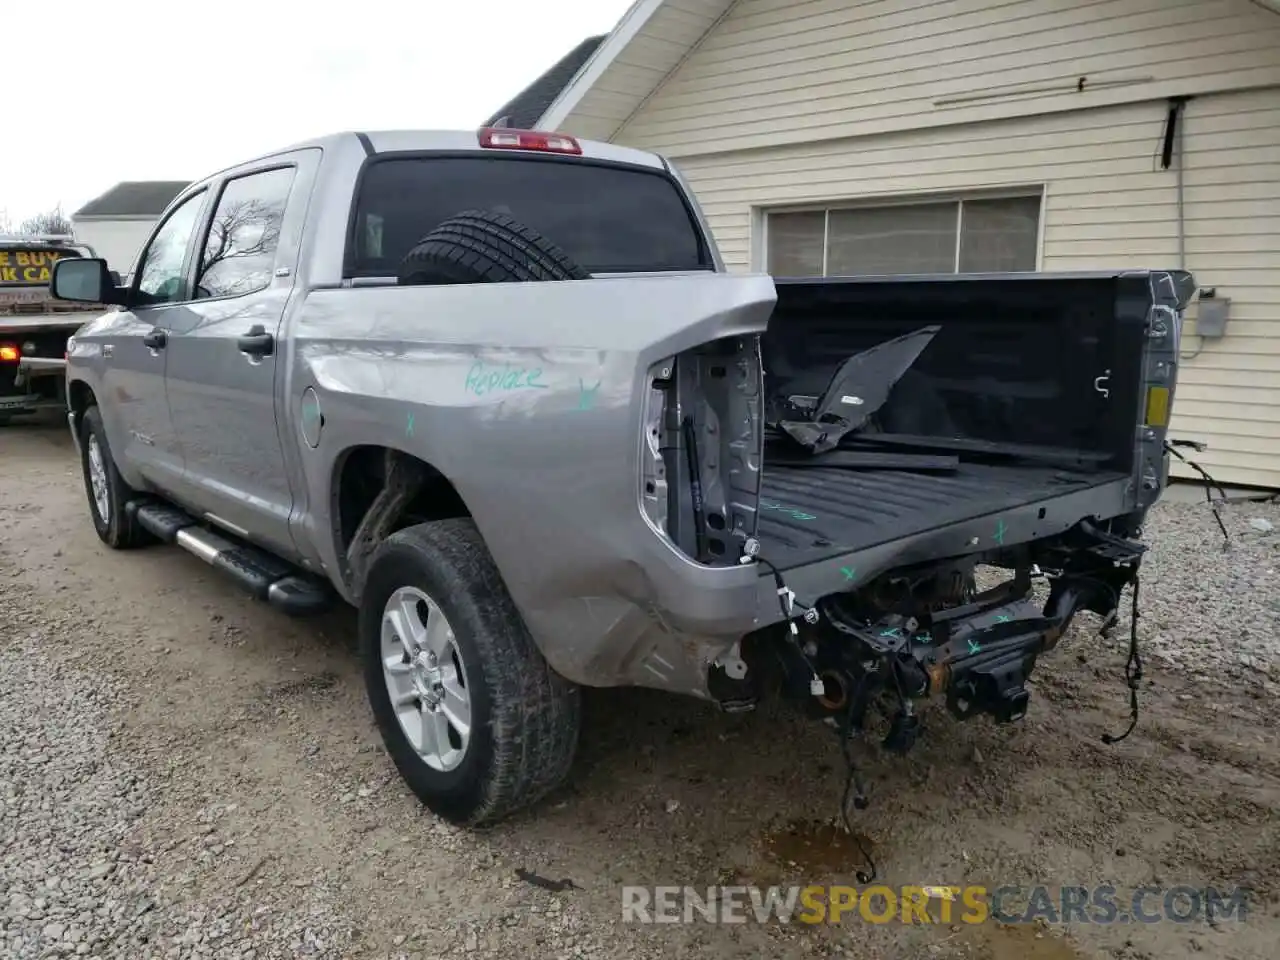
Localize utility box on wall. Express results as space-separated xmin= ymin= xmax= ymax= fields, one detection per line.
xmin=1196 ymin=292 xmax=1231 ymax=339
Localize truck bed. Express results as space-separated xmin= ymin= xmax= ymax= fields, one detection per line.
xmin=756 ymin=462 xmax=1130 ymax=571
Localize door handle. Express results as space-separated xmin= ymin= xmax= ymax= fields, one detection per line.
xmin=142 ymin=327 xmax=166 ymax=350
xmin=237 ymin=324 xmax=274 ymax=358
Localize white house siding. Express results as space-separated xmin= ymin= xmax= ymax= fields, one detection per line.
xmin=69 ymin=218 xmax=156 ymax=280
xmin=1052 ymin=89 xmax=1280 ymax=488
xmin=598 ymin=0 xmax=1280 ymax=487
xmin=613 ymin=0 xmax=1280 ymax=155
xmin=559 ymin=0 xmax=737 ymax=143
xmin=662 ymin=95 xmax=1280 ymax=487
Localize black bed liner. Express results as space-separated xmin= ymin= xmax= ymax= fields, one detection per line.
xmin=756 ymin=462 xmax=1130 ymax=571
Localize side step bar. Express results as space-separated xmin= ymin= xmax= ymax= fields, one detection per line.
xmin=126 ymin=500 xmax=331 ymax=616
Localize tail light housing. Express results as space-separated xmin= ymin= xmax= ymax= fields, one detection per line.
xmin=478 ymin=127 xmax=582 ymax=155
xmin=0 ymin=343 xmax=19 ymax=363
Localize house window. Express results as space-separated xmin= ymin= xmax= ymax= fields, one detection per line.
xmin=766 ymin=194 xmax=1042 ymax=277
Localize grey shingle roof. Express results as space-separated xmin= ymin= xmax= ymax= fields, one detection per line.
xmin=73 ymin=181 xmax=191 ymax=219
xmin=483 ymin=35 xmax=607 ymax=130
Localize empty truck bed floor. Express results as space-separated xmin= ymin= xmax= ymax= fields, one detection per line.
xmin=756 ymin=462 xmax=1128 ymax=571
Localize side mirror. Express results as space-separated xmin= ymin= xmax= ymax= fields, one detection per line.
xmin=50 ymin=258 xmax=124 ymax=305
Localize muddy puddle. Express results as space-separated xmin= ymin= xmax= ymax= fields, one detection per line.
xmin=966 ymin=922 xmax=1087 ymax=959
xmin=760 ymin=818 xmax=876 ymax=877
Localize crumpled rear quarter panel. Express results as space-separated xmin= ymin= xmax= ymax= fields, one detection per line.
xmin=289 ymin=273 xmax=777 ymax=696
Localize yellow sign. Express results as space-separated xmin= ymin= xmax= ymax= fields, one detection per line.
xmin=796 ymin=885 xmax=989 ymax=924
xmin=0 ymin=247 xmax=78 ymax=285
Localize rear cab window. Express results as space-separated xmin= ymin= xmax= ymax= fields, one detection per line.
xmin=347 ymin=154 xmax=712 ymax=277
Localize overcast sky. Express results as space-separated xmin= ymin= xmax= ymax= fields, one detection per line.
xmin=1 ymin=0 xmax=630 ymax=226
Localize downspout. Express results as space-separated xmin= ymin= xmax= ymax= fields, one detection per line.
xmin=1160 ymin=96 xmax=1199 ymax=360
xmin=1160 ymin=96 xmax=1191 ymax=270
xmin=1175 ymin=98 xmax=1187 ymax=271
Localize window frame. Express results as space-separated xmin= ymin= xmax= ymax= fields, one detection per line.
xmin=341 ymin=150 xmax=716 ymax=279
xmin=759 ymin=187 xmax=1046 ymax=278
xmin=192 ymin=163 xmax=299 ymax=305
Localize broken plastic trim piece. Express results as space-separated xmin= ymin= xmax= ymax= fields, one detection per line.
xmin=777 ymin=325 xmax=940 ymax=455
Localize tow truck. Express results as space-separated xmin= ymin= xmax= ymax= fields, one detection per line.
xmin=0 ymin=235 xmax=110 ymax=424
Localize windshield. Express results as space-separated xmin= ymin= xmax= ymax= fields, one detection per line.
xmin=348 ymin=155 xmax=710 ymax=277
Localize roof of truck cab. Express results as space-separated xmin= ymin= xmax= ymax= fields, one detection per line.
xmin=360 ymin=130 xmax=667 ymax=169
xmin=266 ymin=130 xmax=668 ymax=171
xmin=170 ymin=130 xmax=672 ymax=206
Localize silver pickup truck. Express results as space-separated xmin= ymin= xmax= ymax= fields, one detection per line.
xmin=51 ymin=127 xmax=1189 ymax=827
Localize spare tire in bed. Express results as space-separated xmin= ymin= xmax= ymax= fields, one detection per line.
xmin=396 ymin=209 xmax=591 ymax=285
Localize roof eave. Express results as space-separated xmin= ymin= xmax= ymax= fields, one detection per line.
xmin=537 ymin=0 xmax=670 ymax=132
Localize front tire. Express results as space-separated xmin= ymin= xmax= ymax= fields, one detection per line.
xmin=78 ymin=405 xmax=150 ymax=549
xmin=360 ymin=518 xmax=581 ymax=825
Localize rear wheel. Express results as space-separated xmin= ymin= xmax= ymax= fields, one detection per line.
xmin=396 ymin=209 xmax=590 ymax=286
xmin=360 ymin=518 xmax=581 ymax=824
xmin=78 ymin=406 xmax=151 ymax=549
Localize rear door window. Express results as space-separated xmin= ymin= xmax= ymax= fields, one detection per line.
xmin=349 ymin=156 xmax=709 ymax=277
xmin=196 ymin=166 xmax=296 ymax=300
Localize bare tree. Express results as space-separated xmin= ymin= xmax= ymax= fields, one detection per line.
xmin=135 ymin=196 xmax=284 ymax=303
xmin=17 ymin=204 xmax=73 ymax=237
xmin=193 ymin=197 xmax=283 ymax=297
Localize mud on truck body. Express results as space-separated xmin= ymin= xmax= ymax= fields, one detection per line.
xmin=0 ymin=235 xmax=110 ymax=423
xmin=51 ymin=127 xmax=1189 ymax=830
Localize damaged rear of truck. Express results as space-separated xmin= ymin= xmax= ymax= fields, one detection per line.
xmin=55 ymin=127 xmax=1189 ymax=830
xmin=278 ymin=134 xmax=1189 ymax=818
xmin=649 ymin=268 xmax=1189 ymax=762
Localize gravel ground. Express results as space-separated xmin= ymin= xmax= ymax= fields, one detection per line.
xmin=1135 ymin=496 xmax=1279 ymax=678
xmin=1 ymin=417 xmax=1277 ymax=960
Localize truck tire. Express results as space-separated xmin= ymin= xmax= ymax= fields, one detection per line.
xmin=77 ymin=405 xmax=152 ymax=549
xmin=360 ymin=518 xmax=581 ymax=824
xmin=396 ymin=209 xmax=591 ymax=285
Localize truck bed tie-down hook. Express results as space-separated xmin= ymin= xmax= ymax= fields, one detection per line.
xmin=1094 ymin=370 xmax=1111 ymax=399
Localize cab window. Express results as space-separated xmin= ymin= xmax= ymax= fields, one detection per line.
xmin=135 ymin=191 xmax=207 ymax=306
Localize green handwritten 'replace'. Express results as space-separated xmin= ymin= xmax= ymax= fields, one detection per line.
xmin=464 ymin=361 xmax=548 ymax=397
xmin=760 ymin=499 xmax=817 ymax=521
